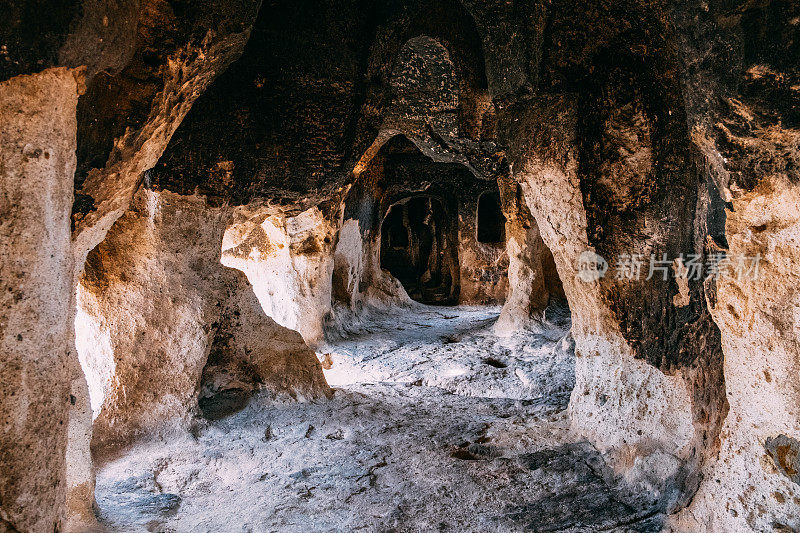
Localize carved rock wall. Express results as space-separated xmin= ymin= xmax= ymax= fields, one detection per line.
xmin=221 ymin=205 xmax=338 ymax=348
xmin=499 ymin=96 xmax=700 ymax=507
xmin=0 ymin=67 xmax=79 ymax=533
xmin=671 ymin=176 xmax=800 ymax=532
xmin=76 ymin=189 xmax=330 ymax=452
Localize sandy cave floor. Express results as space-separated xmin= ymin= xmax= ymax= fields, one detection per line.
xmin=94 ymin=302 xmax=666 ymax=532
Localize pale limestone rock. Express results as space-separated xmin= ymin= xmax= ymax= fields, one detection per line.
xmin=495 ymin=213 xmax=549 ymax=335
xmin=669 ymin=176 xmax=800 ymax=532
xmin=0 ymin=67 xmax=78 ymax=533
xmin=76 ymin=191 xmax=232 ymax=447
xmin=76 ymin=190 xmax=330 ymax=451
xmin=332 ymin=217 xmax=412 ymax=309
xmin=221 ymin=205 xmax=338 ymax=348
xmin=327 ymin=218 xmax=414 ymax=338
xmin=65 ymin=373 xmax=99 ymax=533
xmin=224 ymin=284 xmax=332 ymax=400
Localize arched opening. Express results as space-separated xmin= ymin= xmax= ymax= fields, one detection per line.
xmin=476 ymin=191 xmax=506 ymax=244
xmin=379 ymin=194 xmax=458 ymax=305
xmin=390 ymin=36 xmax=459 ymax=137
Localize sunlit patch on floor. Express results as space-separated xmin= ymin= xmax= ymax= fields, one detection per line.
xmin=94 ymin=301 xmax=668 ymax=531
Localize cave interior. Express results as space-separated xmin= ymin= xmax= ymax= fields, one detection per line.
xmin=0 ymin=0 xmax=799 ymax=532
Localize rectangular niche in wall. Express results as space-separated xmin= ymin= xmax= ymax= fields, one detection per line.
xmin=477 ymin=191 xmax=505 ymax=244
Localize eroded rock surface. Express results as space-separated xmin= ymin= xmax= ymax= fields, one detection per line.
xmin=221 ymin=204 xmax=338 ymax=348
xmin=76 ymin=189 xmax=330 ymax=452
xmin=671 ymin=177 xmax=800 ymax=532
xmin=0 ymin=67 xmax=79 ymax=533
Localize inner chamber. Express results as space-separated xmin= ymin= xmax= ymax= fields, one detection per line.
xmin=380 ymin=194 xmax=459 ymax=305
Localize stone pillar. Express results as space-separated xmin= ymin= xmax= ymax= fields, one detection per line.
xmin=498 ymin=96 xmax=696 ymax=503
xmin=494 ymin=202 xmax=549 ymax=335
xmin=670 ymin=177 xmax=800 ymax=532
xmin=517 ymin=160 xmax=695 ymax=492
xmin=65 ymin=372 xmax=98 ymax=533
xmin=76 ymin=190 xmax=237 ymax=448
xmin=0 ymin=68 xmax=79 ymax=532
xmin=76 ymin=190 xmax=332 ymax=450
